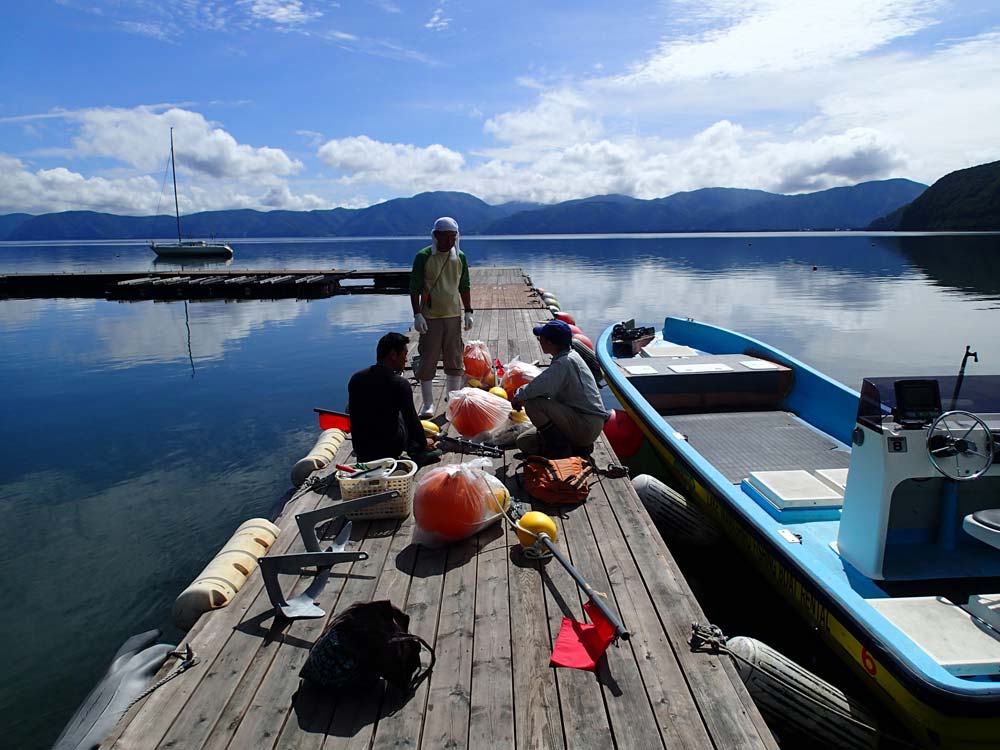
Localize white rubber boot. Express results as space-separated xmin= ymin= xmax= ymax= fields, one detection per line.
xmin=446 ymin=374 xmax=464 ymax=400
xmin=418 ymin=380 xmax=435 ymax=418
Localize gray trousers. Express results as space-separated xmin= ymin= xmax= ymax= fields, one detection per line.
xmin=416 ymin=316 xmax=464 ymax=380
xmin=515 ymin=398 xmax=606 ymax=454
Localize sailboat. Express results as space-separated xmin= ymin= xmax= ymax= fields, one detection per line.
xmin=150 ymin=128 xmax=234 ymax=258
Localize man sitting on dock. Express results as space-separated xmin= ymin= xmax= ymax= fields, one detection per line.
xmin=348 ymin=332 xmax=440 ymax=466
xmin=511 ymin=320 xmax=610 ymax=459
xmin=410 ymin=216 xmax=474 ymax=417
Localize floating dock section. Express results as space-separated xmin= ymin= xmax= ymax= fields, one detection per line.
xmin=0 ymin=268 xmax=417 ymax=301
xmin=100 ymin=267 xmax=776 ymax=750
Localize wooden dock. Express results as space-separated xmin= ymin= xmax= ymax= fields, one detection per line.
xmin=1 ymin=269 xmax=422 ymax=301
xmin=100 ymin=268 xmax=775 ymax=750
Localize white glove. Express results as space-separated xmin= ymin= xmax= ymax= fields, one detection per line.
xmin=414 ymin=313 xmax=429 ymax=334
xmin=463 ymin=310 xmax=474 ymax=331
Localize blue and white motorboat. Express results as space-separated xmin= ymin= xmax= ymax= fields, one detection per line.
xmin=598 ymin=316 xmax=1000 ymax=749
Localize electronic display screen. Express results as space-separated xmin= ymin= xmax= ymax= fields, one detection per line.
xmin=894 ymin=379 xmax=942 ymax=423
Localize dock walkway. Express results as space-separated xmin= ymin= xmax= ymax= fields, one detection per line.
xmin=101 ymin=267 xmax=775 ymax=750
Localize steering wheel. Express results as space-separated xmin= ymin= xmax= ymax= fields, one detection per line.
xmin=926 ymin=410 xmax=995 ymax=481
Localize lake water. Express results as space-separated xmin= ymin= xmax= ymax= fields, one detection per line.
xmin=1 ymin=233 xmax=998 ymax=748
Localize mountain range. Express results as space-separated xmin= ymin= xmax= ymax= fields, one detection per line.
xmin=869 ymin=160 xmax=1000 ymax=231
xmin=0 ymin=179 xmax=928 ymax=241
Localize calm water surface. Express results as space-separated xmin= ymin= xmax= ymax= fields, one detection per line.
xmin=1 ymin=233 xmax=998 ymax=748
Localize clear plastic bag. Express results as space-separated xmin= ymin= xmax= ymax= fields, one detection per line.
xmin=472 ymin=414 xmax=533 ymax=448
xmin=412 ymin=458 xmax=511 ymax=546
xmin=501 ymin=357 xmax=542 ymax=396
xmin=463 ymin=340 xmax=493 ymax=381
xmin=446 ymin=387 xmax=512 ymax=437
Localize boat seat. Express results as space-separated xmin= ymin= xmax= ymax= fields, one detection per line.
xmin=963 ymin=509 xmax=1000 ymax=550
xmin=616 ymin=353 xmax=793 ymax=412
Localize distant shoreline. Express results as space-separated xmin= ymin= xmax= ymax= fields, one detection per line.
xmin=3 ymin=230 xmax=999 ymax=248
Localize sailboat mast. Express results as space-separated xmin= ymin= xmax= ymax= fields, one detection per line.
xmin=170 ymin=127 xmax=182 ymax=243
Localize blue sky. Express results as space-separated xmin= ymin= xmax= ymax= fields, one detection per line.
xmin=1 ymin=0 xmax=998 ymax=215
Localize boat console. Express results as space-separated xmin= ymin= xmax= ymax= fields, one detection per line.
xmin=837 ymin=375 xmax=1000 ymax=581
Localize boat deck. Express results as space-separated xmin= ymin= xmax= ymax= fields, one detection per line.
xmin=666 ymin=411 xmax=851 ymax=484
xmin=100 ymin=268 xmax=775 ymax=750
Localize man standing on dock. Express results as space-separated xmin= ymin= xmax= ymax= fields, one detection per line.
xmin=410 ymin=216 xmax=474 ymax=417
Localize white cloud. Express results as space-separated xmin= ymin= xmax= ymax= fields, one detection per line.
xmin=242 ymin=0 xmax=322 ymax=25
xmin=617 ymin=0 xmax=940 ymax=85
xmin=70 ymin=106 xmax=302 ymax=178
xmin=0 ymin=153 xmax=160 ymax=214
xmin=118 ymin=20 xmax=178 ymax=41
xmin=317 ymin=135 xmax=464 ymax=186
xmin=482 ymin=89 xmax=603 ymax=155
xmin=371 ymin=0 xmax=401 ymax=13
xmin=258 ymin=183 xmax=329 ymax=210
xmin=425 ymin=7 xmax=450 ymax=31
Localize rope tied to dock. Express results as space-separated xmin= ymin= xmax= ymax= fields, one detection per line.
xmin=124 ymin=644 xmax=200 ymax=713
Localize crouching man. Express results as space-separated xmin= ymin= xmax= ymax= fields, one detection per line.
xmin=348 ymin=332 xmax=440 ymax=467
xmin=510 ymin=320 xmax=609 ymax=459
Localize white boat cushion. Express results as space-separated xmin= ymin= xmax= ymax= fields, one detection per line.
xmin=748 ymin=470 xmax=844 ymax=509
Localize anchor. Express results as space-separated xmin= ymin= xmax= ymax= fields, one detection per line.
xmin=259 ymin=491 xmax=399 ymax=620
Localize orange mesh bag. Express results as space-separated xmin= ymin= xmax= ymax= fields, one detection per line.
xmin=447 ymin=387 xmax=511 ymax=438
xmin=501 ymin=358 xmax=542 ymax=395
xmin=463 ymin=340 xmax=493 ymax=381
xmin=413 ymin=459 xmax=511 ymax=546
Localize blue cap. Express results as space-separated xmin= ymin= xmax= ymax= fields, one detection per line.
xmin=532 ymin=319 xmax=572 ymax=347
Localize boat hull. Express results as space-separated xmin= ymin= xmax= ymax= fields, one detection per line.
xmin=600 ymin=325 xmax=1000 ymax=750
xmin=151 ymin=242 xmax=233 ymax=258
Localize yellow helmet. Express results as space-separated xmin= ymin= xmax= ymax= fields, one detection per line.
xmin=515 ymin=511 xmax=557 ymax=548
xmin=489 ymin=386 xmax=508 ymax=400
xmin=468 ymin=378 xmax=482 ymax=389
xmin=510 ymin=410 xmax=530 ymax=424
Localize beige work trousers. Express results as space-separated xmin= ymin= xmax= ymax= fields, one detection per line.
xmin=416 ymin=316 xmax=464 ymax=380
xmin=515 ymin=398 xmax=606 ymax=454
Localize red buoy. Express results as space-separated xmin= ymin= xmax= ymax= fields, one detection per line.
xmin=567 ymin=323 xmax=583 ymax=336
xmin=572 ymin=333 xmax=594 ymax=351
xmin=554 ymin=311 xmax=576 ymax=325
xmin=604 ymin=409 xmax=642 ymax=457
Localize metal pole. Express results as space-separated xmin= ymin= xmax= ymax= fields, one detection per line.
xmin=170 ymin=127 xmax=182 ymax=243
xmin=539 ymin=534 xmax=630 ymax=640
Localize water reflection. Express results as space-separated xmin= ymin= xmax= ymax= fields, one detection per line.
xmin=0 ymin=234 xmax=998 ymax=750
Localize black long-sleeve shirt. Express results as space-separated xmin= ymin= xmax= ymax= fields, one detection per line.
xmin=347 ymin=363 xmax=425 ymax=462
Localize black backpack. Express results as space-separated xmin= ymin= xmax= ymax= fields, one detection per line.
xmin=299 ymin=600 xmax=435 ymax=693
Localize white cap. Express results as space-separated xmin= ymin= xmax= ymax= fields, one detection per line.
xmin=433 ymin=216 xmax=459 ymax=233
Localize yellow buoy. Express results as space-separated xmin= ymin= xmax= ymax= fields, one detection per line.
xmin=489 ymin=386 xmax=508 ymax=400
xmin=515 ymin=511 xmax=558 ymax=548
xmin=421 ymin=420 xmax=440 ymax=436
xmin=172 ymin=518 xmax=280 ymax=630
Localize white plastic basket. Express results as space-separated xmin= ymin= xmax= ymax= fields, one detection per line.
xmin=336 ymin=458 xmax=417 ymax=520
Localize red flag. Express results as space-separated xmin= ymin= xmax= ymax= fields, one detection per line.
xmin=316 ymin=409 xmax=352 ymax=433
xmin=549 ymin=598 xmax=616 ymax=671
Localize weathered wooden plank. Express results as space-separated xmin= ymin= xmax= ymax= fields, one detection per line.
xmin=270 ymin=518 xmax=403 ymax=750
xmin=578 ymin=474 xmax=713 ymax=749
xmin=537 ymin=513 xmax=615 ymax=748
xmin=468 ymin=528 xmax=514 ymax=750
xmin=589 ymin=437 xmax=777 ymax=750
xmin=420 ymin=536 xmax=478 ymax=749
xmin=368 ymin=539 xmax=448 ymax=750
xmin=324 ymin=515 xmax=421 ymax=750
